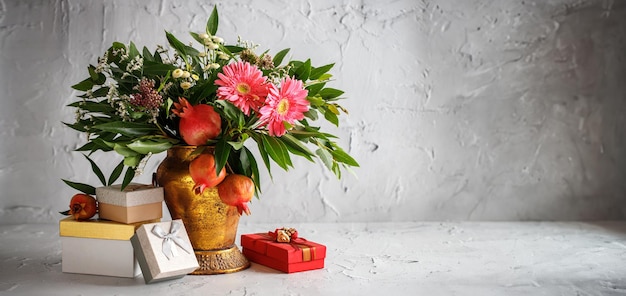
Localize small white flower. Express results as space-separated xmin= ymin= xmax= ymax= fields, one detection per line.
xmin=198 ymin=52 xmax=207 ymax=57
xmin=218 ymin=53 xmax=230 ymax=60
xmin=212 ymin=36 xmax=224 ymax=44
xmin=182 ymin=71 xmax=191 ymax=79
xmin=208 ymin=43 xmax=219 ymax=50
xmin=199 ymin=33 xmax=209 ymax=40
xmin=172 ymin=69 xmax=183 ymax=78
xmin=180 ymin=81 xmax=192 ymax=90
xmin=191 ymin=74 xmax=199 ymax=81
xmin=210 ymin=63 xmax=220 ymax=69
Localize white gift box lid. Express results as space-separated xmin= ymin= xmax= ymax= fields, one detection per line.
xmin=131 ymin=219 xmax=199 ymax=284
xmin=96 ymin=183 xmax=164 ymax=207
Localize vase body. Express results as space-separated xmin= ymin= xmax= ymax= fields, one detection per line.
xmin=156 ymin=146 xmax=249 ymax=274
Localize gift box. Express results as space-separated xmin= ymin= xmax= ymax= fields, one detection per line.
xmin=96 ymin=183 xmax=163 ymax=224
xmin=59 ymin=217 xmax=158 ymax=278
xmin=131 ymin=220 xmax=199 ymax=284
xmin=241 ymin=232 xmax=326 ymax=273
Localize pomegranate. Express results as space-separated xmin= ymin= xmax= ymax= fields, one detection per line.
xmin=172 ymin=97 xmax=221 ymax=145
xmin=189 ymin=153 xmax=227 ymax=195
xmin=68 ymin=193 xmax=97 ymax=220
xmin=217 ymin=174 xmax=254 ymax=216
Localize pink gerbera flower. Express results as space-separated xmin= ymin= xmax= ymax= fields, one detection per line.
xmin=259 ymin=77 xmax=310 ymax=137
xmin=215 ymin=61 xmax=269 ymax=115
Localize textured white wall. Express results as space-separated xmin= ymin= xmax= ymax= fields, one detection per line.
xmin=1 ymin=0 xmax=625 ymax=224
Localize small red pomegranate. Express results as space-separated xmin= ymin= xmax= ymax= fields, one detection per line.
xmin=217 ymin=174 xmax=254 ymax=216
xmin=172 ymin=97 xmax=221 ymax=145
xmin=68 ymin=193 xmax=97 ymax=220
xmin=189 ymin=153 xmax=227 ymax=194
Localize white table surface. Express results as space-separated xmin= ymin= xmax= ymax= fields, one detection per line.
xmin=1 ymin=221 xmax=625 ymax=295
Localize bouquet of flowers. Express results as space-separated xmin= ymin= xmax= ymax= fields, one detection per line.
xmin=63 ymin=6 xmax=358 ymax=208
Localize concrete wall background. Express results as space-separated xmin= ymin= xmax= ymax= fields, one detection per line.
xmin=1 ymin=0 xmax=625 ymax=224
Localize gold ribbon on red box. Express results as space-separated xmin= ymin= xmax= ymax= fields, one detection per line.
xmin=259 ymin=228 xmax=319 ymax=262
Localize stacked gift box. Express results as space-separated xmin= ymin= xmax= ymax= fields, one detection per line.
xmin=59 ymin=183 xmax=199 ymax=283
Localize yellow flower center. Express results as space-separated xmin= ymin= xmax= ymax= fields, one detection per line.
xmin=277 ymin=98 xmax=289 ymax=115
xmin=236 ymin=83 xmax=250 ymax=94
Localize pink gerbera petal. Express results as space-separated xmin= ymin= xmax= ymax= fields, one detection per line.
xmin=259 ymin=78 xmax=310 ymax=137
xmin=215 ymin=61 xmax=269 ymax=115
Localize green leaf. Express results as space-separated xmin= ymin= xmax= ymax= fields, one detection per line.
xmin=323 ymin=108 xmax=339 ymax=126
xmin=88 ymin=65 xmax=99 ymax=81
xmin=72 ymin=78 xmax=94 ymax=91
xmin=62 ymin=179 xmax=96 ymax=195
xmin=106 ymin=42 xmax=127 ymax=64
xmin=327 ymin=104 xmax=340 ymax=115
xmin=273 ymin=48 xmax=290 ymax=66
xmin=223 ymin=45 xmax=245 ymax=54
xmin=315 ymin=148 xmax=333 ymax=171
xmin=252 ymin=134 xmax=272 ymax=178
xmin=190 ymin=79 xmax=218 ymax=104
xmin=241 ymin=147 xmax=261 ymax=193
xmin=166 ymin=31 xmax=188 ymax=58
xmin=306 ymin=82 xmax=326 ymax=97
xmin=123 ymin=155 xmax=141 ymax=167
xmin=121 ymin=167 xmax=135 ymax=190
xmin=318 ymin=73 xmax=332 ymax=81
xmin=331 ymin=148 xmax=359 ymax=167
xmin=114 ymin=144 xmax=139 ymax=158
xmin=129 ymin=42 xmax=140 ymax=59
xmin=127 ymin=139 xmax=174 ymax=154
xmin=63 ymin=121 xmax=89 ymax=133
xmin=309 ymin=63 xmax=334 ymax=80
xmin=319 ymin=88 xmax=344 ymax=100
xmin=77 ymin=86 xmax=109 ymax=98
xmin=68 ymin=101 xmax=116 ymax=113
xmin=92 ymin=122 xmax=158 ymax=137
xmin=280 ymin=134 xmax=315 ymax=161
xmin=190 ymin=32 xmax=204 ymax=44
xmin=108 ymin=160 xmax=124 ymax=186
xmin=143 ymin=60 xmax=177 ymax=76
xmin=154 ymin=49 xmax=163 ymax=63
xmin=261 ymin=134 xmax=292 ymax=170
xmin=227 ymin=141 xmax=245 ymax=150
xmin=214 ymin=138 xmax=231 ymax=175
xmin=294 ymin=59 xmax=311 ymax=81
xmin=82 ymin=154 xmax=106 ymax=186
xmin=206 ymin=6 xmax=219 ymax=35
xmin=215 ymin=100 xmax=243 ymax=122
xmin=75 ymin=142 xmax=98 ymax=152
xmin=142 ymin=46 xmax=154 ymax=62
xmin=306 ymin=96 xmax=325 ymax=107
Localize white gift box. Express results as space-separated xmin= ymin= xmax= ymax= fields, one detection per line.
xmin=61 ymin=236 xmax=140 ymax=278
xmin=96 ymin=183 xmax=164 ymax=224
xmin=131 ymin=220 xmax=199 ymax=284
xmin=59 ymin=217 xmax=156 ymax=278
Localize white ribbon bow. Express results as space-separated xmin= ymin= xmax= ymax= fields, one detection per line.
xmin=151 ymin=221 xmax=193 ymax=260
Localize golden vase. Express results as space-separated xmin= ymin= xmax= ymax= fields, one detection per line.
xmin=155 ymin=146 xmax=250 ymax=274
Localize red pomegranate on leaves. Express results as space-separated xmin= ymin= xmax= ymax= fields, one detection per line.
xmin=172 ymin=97 xmax=221 ymax=145
xmin=217 ymin=174 xmax=254 ymax=216
xmin=189 ymin=153 xmax=227 ymax=195
xmin=62 ymin=193 xmax=97 ymax=220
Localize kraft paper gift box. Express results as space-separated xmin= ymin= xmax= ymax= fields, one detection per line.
xmin=96 ymin=183 xmax=163 ymax=224
xmin=241 ymin=233 xmax=326 ymax=273
xmin=59 ymin=217 xmax=158 ymax=278
xmin=131 ymin=220 xmax=199 ymax=284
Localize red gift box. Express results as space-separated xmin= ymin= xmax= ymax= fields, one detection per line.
xmin=241 ymin=233 xmax=326 ymax=273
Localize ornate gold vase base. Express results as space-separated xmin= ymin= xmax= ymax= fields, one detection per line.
xmin=191 ymin=244 xmax=250 ymax=275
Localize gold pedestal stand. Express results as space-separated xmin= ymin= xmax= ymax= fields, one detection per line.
xmin=191 ymin=245 xmax=250 ymax=275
